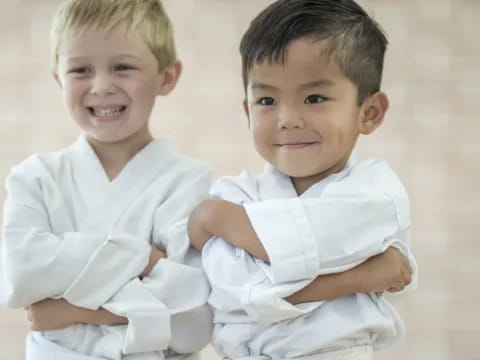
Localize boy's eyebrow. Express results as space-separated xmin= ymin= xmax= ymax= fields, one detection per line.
xmin=299 ymin=79 xmax=335 ymax=89
xmin=64 ymin=56 xmax=88 ymax=63
xmin=250 ymin=82 xmax=276 ymax=91
xmin=250 ymin=79 xmax=335 ymax=91
xmin=113 ymin=54 xmax=143 ymax=60
xmin=65 ymin=54 xmax=143 ymax=63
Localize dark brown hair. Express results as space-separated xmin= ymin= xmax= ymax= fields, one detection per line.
xmin=240 ymin=0 xmax=388 ymax=104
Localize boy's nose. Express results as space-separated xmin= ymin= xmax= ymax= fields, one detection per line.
xmin=277 ymin=106 xmax=305 ymax=129
xmin=90 ymin=74 xmax=116 ymax=96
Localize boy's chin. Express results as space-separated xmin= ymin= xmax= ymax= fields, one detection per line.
xmin=84 ymin=132 xmax=126 ymax=144
xmin=84 ymin=127 xmax=152 ymax=146
xmin=277 ymin=166 xmax=319 ymax=178
xmin=278 ymin=163 xmax=340 ymax=182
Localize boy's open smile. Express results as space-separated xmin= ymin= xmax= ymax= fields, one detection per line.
xmin=87 ymin=105 xmax=128 ymax=123
xmin=55 ymin=22 xmax=166 ymax=145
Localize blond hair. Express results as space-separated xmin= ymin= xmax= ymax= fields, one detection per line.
xmin=51 ymin=0 xmax=176 ymax=72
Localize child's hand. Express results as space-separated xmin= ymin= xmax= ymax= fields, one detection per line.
xmin=26 ymin=299 xmax=78 ymax=331
xmin=188 ymin=200 xmax=214 ymax=251
xmin=356 ymin=247 xmax=412 ymax=293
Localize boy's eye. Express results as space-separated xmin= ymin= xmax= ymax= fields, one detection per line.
xmin=114 ymin=64 xmax=135 ymax=71
xmin=305 ymin=95 xmax=326 ymax=104
xmin=258 ymin=97 xmax=276 ymax=106
xmin=69 ymin=67 xmax=90 ymax=75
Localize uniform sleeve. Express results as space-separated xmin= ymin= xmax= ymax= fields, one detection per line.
xmin=241 ymin=193 xmax=415 ymax=323
xmin=201 ymin=173 xmax=323 ymax=324
xmin=240 ymin=164 xmax=416 ymax=322
xmin=244 ymin=193 xmax=405 ymax=283
xmin=0 ymin=169 xmax=150 ymax=308
xmin=102 ymin=246 xmax=212 ymax=354
xmin=201 ymin=237 xmax=321 ymax=325
xmin=242 ymin=267 xmax=322 ymax=324
xmin=100 ymin=166 xmax=213 ymax=354
xmin=243 ymin=164 xmax=412 ymax=283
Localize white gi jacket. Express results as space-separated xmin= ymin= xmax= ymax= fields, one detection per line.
xmin=201 ymin=159 xmax=417 ymax=359
xmin=0 ymin=135 xmax=213 ymax=360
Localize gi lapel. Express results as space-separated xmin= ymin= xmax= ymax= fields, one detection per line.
xmin=70 ymin=135 xmax=175 ymax=233
xmin=257 ymin=164 xmax=297 ymax=201
xmin=256 ymin=160 xmax=354 ymax=200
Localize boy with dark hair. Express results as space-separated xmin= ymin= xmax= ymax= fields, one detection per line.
xmin=188 ymin=0 xmax=417 ymax=359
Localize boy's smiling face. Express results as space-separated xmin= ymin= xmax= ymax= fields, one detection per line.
xmin=244 ymin=38 xmax=387 ymax=193
xmin=55 ymin=22 xmax=178 ymax=145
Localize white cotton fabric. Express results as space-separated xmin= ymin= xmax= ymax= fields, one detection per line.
xmin=1 ymin=135 xmax=213 ymax=360
xmin=230 ymin=344 xmax=373 ymax=360
xmin=202 ymin=159 xmax=417 ymax=359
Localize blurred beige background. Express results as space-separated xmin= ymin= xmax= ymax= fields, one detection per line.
xmin=0 ymin=0 xmax=478 ymax=359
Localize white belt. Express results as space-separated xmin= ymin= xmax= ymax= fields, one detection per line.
xmin=231 ymin=345 xmax=373 ymax=360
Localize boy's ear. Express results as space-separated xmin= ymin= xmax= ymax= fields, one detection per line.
xmin=157 ymin=60 xmax=182 ymax=96
xmin=243 ymin=99 xmax=251 ymax=129
xmin=359 ymin=91 xmax=389 ymax=135
xmin=53 ymin=72 xmax=63 ymax=88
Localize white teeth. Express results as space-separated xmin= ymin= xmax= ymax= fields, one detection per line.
xmin=92 ymin=106 xmax=124 ymax=117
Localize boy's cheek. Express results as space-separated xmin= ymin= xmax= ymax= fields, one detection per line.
xmin=63 ymin=82 xmax=84 ymax=100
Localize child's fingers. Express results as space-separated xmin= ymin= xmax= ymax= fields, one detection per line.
xmin=401 ymin=255 xmax=413 ymax=275
xmin=402 ymin=267 xmax=412 ymax=285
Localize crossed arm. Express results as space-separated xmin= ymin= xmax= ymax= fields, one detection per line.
xmin=7 ymin=165 xmax=214 ymax=350
xmin=27 ymin=194 xmax=412 ymax=330
xmin=27 ymin=242 xmax=409 ymax=330
xmin=188 ymin=198 xmax=413 ymax=302
xmin=26 ymin=248 xmax=166 ymax=331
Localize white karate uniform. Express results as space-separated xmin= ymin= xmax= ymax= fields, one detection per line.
xmin=0 ymin=135 xmax=213 ymax=360
xmin=201 ymin=159 xmax=417 ymax=359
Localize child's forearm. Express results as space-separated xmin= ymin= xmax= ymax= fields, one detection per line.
xmin=284 ymin=270 xmax=359 ymax=304
xmin=74 ymin=306 xmax=128 ymax=326
xmin=194 ymin=199 xmax=269 ymax=262
xmin=27 ymin=298 xmax=128 ymax=331
xmin=285 ymin=248 xmax=412 ymax=304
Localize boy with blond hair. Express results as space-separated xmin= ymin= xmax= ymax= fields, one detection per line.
xmin=1 ymin=1 xmax=213 ymax=359
xmin=188 ymin=0 xmax=417 ymax=359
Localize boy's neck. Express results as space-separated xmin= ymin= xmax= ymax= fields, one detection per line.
xmin=291 ymin=157 xmax=350 ymax=195
xmin=87 ymin=129 xmax=153 ymax=181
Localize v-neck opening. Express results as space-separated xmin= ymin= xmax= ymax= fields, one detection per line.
xmin=78 ymin=134 xmax=159 ymax=186
xmin=259 ymin=158 xmax=355 ymax=200
xmin=69 ymin=134 xmax=176 ymax=233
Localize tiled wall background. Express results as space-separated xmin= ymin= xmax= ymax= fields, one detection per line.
xmin=0 ymin=1 xmax=478 ymax=359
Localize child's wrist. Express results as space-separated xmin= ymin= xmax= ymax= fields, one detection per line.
xmin=69 ymin=302 xmax=84 ymax=324
xmin=348 ymin=266 xmax=366 ymax=293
